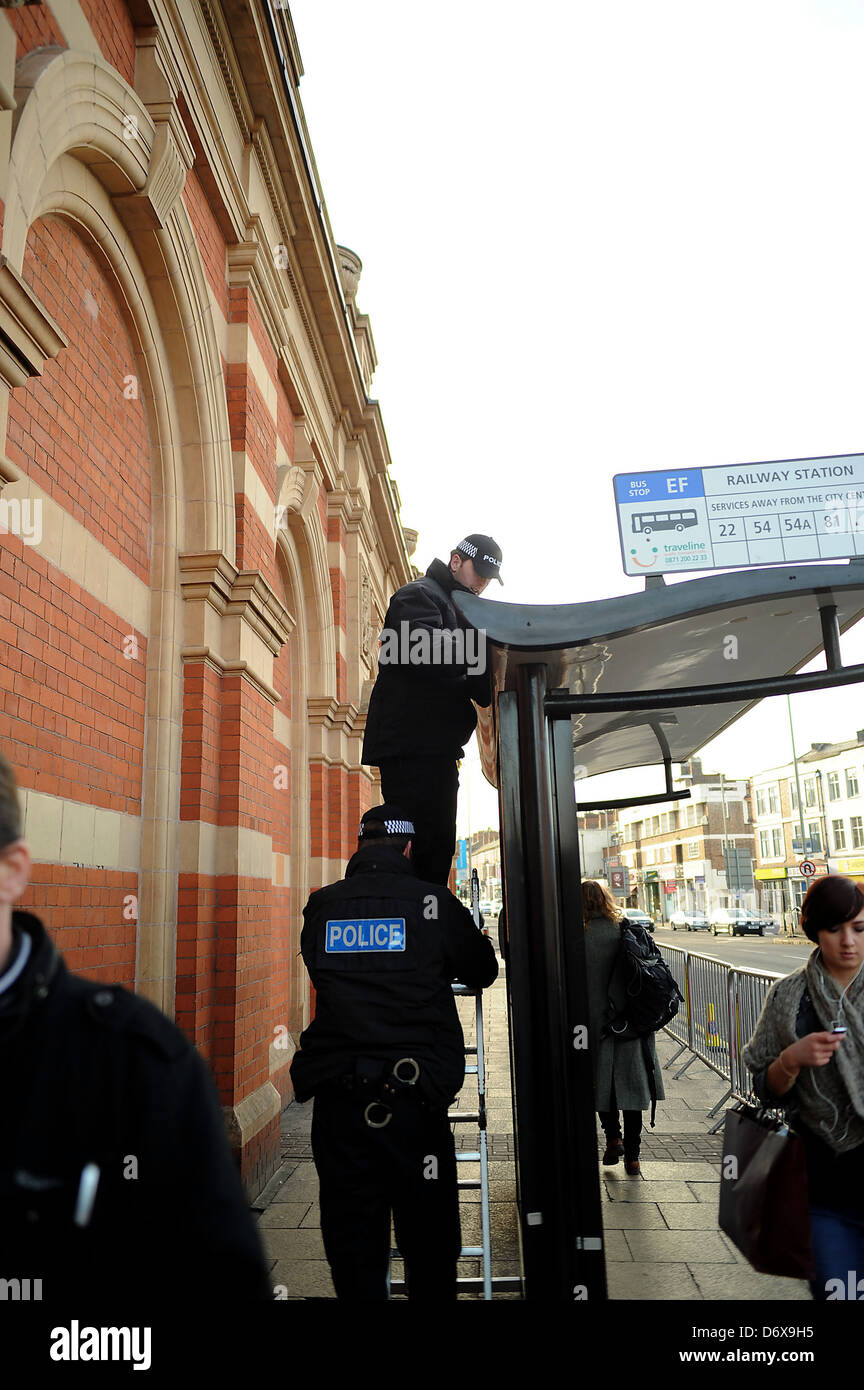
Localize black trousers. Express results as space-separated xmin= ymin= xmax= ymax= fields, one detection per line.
xmin=598 ymin=1082 xmax=643 ymax=1159
xmin=311 ymin=1088 xmax=461 ymax=1301
xmin=377 ymin=758 xmax=459 ymax=886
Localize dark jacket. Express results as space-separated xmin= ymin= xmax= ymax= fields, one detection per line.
xmin=752 ymin=987 xmax=864 ymax=1214
xmin=0 ymin=910 xmax=272 ymax=1302
xmin=290 ymin=845 xmax=498 ymax=1107
xmin=361 ymin=558 xmax=491 ymax=763
xmin=583 ymin=914 xmax=664 ymax=1112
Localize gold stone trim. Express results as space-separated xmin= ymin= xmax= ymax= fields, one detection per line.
xmin=223 ymin=1081 xmax=281 ymax=1148
xmin=179 ymin=551 xmax=295 ymax=700
xmin=0 ymin=257 xmax=67 ymax=387
xmin=307 ymin=696 xmax=359 ymax=733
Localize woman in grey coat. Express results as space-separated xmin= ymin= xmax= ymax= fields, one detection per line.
xmin=582 ymin=880 xmax=664 ymax=1174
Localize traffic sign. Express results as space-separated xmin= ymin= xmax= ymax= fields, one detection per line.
xmin=609 ymin=866 xmax=630 ymax=896
xmin=800 ymin=859 xmax=817 ymax=877
xmin=614 ymin=453 xmax=864 ymax=577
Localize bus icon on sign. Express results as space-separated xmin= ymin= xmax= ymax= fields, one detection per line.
xmin=632 ymin=508 xmax=699 ymax=536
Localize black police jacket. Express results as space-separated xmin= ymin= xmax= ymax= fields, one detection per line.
xmin=0 ymin=910 xmax=272 ymax=1303
xmin=361 ymin=558 xmax=492 ymax=764
xmin=290 ymin=846 xmax=498 ymax=1107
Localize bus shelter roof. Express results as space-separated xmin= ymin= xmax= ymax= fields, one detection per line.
xmin=454 ymin=562 xmax=864 ymax=786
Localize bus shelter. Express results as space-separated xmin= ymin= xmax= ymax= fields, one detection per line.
xmin=454 ymin=561 xmax=864 ymax=1301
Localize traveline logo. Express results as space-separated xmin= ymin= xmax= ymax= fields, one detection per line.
xmin=49 ymin=1321 xmax=151 ymax=1370
xmin=326 ymin=918 xmax=406 ymax=952
xmin=378 ymin=621 xmax=486 ymax=676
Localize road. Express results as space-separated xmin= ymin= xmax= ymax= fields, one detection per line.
xmin=653 ymin=925 xmax=812 ymax=978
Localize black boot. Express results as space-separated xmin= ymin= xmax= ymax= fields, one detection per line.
xmin=602 ymin=1136 xmax=623 ymax=1165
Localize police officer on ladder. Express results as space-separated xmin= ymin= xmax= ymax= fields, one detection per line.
xmin=362 ymin=533 xmax=504 ymax=885
xmin=290 ymin=804 xmax=498 ymax=1300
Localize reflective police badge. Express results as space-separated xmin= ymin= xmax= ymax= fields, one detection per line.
xmin=325 ymin=918 xmax=406 ymax=952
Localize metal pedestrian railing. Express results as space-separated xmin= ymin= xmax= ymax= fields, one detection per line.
xmin=661 ymin=944 xmax=783 ymax=1129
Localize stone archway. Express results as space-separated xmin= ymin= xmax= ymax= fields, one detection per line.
xmin=2 ymin=42 xmax=236 ymax=1014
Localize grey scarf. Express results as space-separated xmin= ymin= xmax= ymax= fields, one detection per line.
xmin=742 ymin=949 xmax=864 ymax=1155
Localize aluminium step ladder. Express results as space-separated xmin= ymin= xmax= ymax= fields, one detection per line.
xmin=390 ymin=869 xmax=503 ymax=1298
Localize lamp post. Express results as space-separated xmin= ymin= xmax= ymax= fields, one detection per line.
xmin=816 ymin=768 xmax=830 ymax=873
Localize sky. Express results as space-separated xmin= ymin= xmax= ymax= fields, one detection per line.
xmin=288 ymin=0 xmax=864 ymax=835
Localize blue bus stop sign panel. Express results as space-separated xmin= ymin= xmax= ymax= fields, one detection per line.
xmin=614 ymin=471 xmax=705 ymax=506
xmin=614 ymin=455 xmax=864 ymax=576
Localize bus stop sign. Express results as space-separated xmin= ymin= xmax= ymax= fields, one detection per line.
xmin=614 ymin=453 xmax=864 ymax=577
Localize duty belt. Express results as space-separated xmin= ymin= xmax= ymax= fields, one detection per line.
xmin=338 ymin=1056 xmax=422 ymax=1128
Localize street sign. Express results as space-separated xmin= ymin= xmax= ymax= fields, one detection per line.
xmin=614 ymin=453 xmax=864 ymax=577
xmin=609 ymin=866 xmax=630 ymax=896
xmin=800 ymin=859 xmax=817 ymax=877
xmin=724 ymin=846 xmax=755 ymax=891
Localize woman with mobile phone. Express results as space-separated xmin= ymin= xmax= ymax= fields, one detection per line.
xmin=743 ymin=874 xmax=864 ymax=1300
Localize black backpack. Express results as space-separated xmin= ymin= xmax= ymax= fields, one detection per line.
xmin=602 ymin=918 xmax=684 ymax=1041
xmin=601 ymin=918 xmax=684 ymax=1126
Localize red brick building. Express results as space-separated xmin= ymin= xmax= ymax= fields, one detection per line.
xmin=0 ymin=2 xmax=412 ymax=1195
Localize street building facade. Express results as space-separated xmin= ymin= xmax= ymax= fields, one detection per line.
xmin=752 ymin=730 xmax=864 ymax=925
xmin=606 ymin=759 xmax=754 ymax=923
xmin=0 ymin=2 xmax=411 ymax=1193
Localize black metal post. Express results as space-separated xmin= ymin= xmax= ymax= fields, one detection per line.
xmin=550 ymin=710 xmax=607 ymax=1299
xmin=819 ymin=604 xmax=842 ymax=672
xmin=498 ymin=665 xmax=607 ymax=1299
xmin=496 ymin=690 xmax=536 ymax=1294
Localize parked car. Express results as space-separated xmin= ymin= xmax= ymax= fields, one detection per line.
xmin=623 ymin=909 xmax=655 ymax=933
xmin=669 ymin=910 xmax=710 ymax=931
xmin=710 ymin=908 xmax=764 ymax=937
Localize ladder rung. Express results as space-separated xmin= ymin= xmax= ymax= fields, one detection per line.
xmin=464 ymin=1065 xmax=478 ymax=1075
xmin=456 ymin=1276 xmax=522 ymax=1291
xmin=456 ymin=1151 xmax=481 ymax=1162
xmin=459 ymin=1246 xmax=483 ymax=1257
xmin=448 ymin=1111 xmax=480 ymax=1122
xmin=458 ymin=1179 xmax=481 ymax=1189
xmin=390 ymin=1276 xmax=522 ymax=1293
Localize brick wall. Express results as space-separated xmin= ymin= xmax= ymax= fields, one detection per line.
xmin=182 ymin=169 xmax=229 ymax=319
xmin=0 ymin=8 xmax=403 ymax=1199
xmin=0 ymin=534 xmax=146 ymax=814
xmin=9 ymin=216 xmax=151 ymax=583
xmin=2 ymin=214 xmax=150 ymax=983
xmin=5 ymin=5 xmax=67 ymax=57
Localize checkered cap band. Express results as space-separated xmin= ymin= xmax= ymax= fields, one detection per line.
xmin=384 ymin=818 xmax=414 ymax=835
xmin=358 ymin=816 xmax=415 ymax=837
xmin=457 ymin=540 xmax=478 ymax=558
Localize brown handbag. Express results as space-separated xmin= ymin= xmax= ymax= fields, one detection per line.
xmin=718 ymin=1103 xmax=813 ymax=1280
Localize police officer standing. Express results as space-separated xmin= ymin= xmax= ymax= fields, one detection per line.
xmin=362 ymin=533 xmax=504 ymax=885
xmin=290 ymin=804 xmax=498 ymax=1300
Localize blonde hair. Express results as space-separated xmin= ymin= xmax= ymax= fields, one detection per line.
xmin=581 ymin=879 xmax=623 ymax=923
